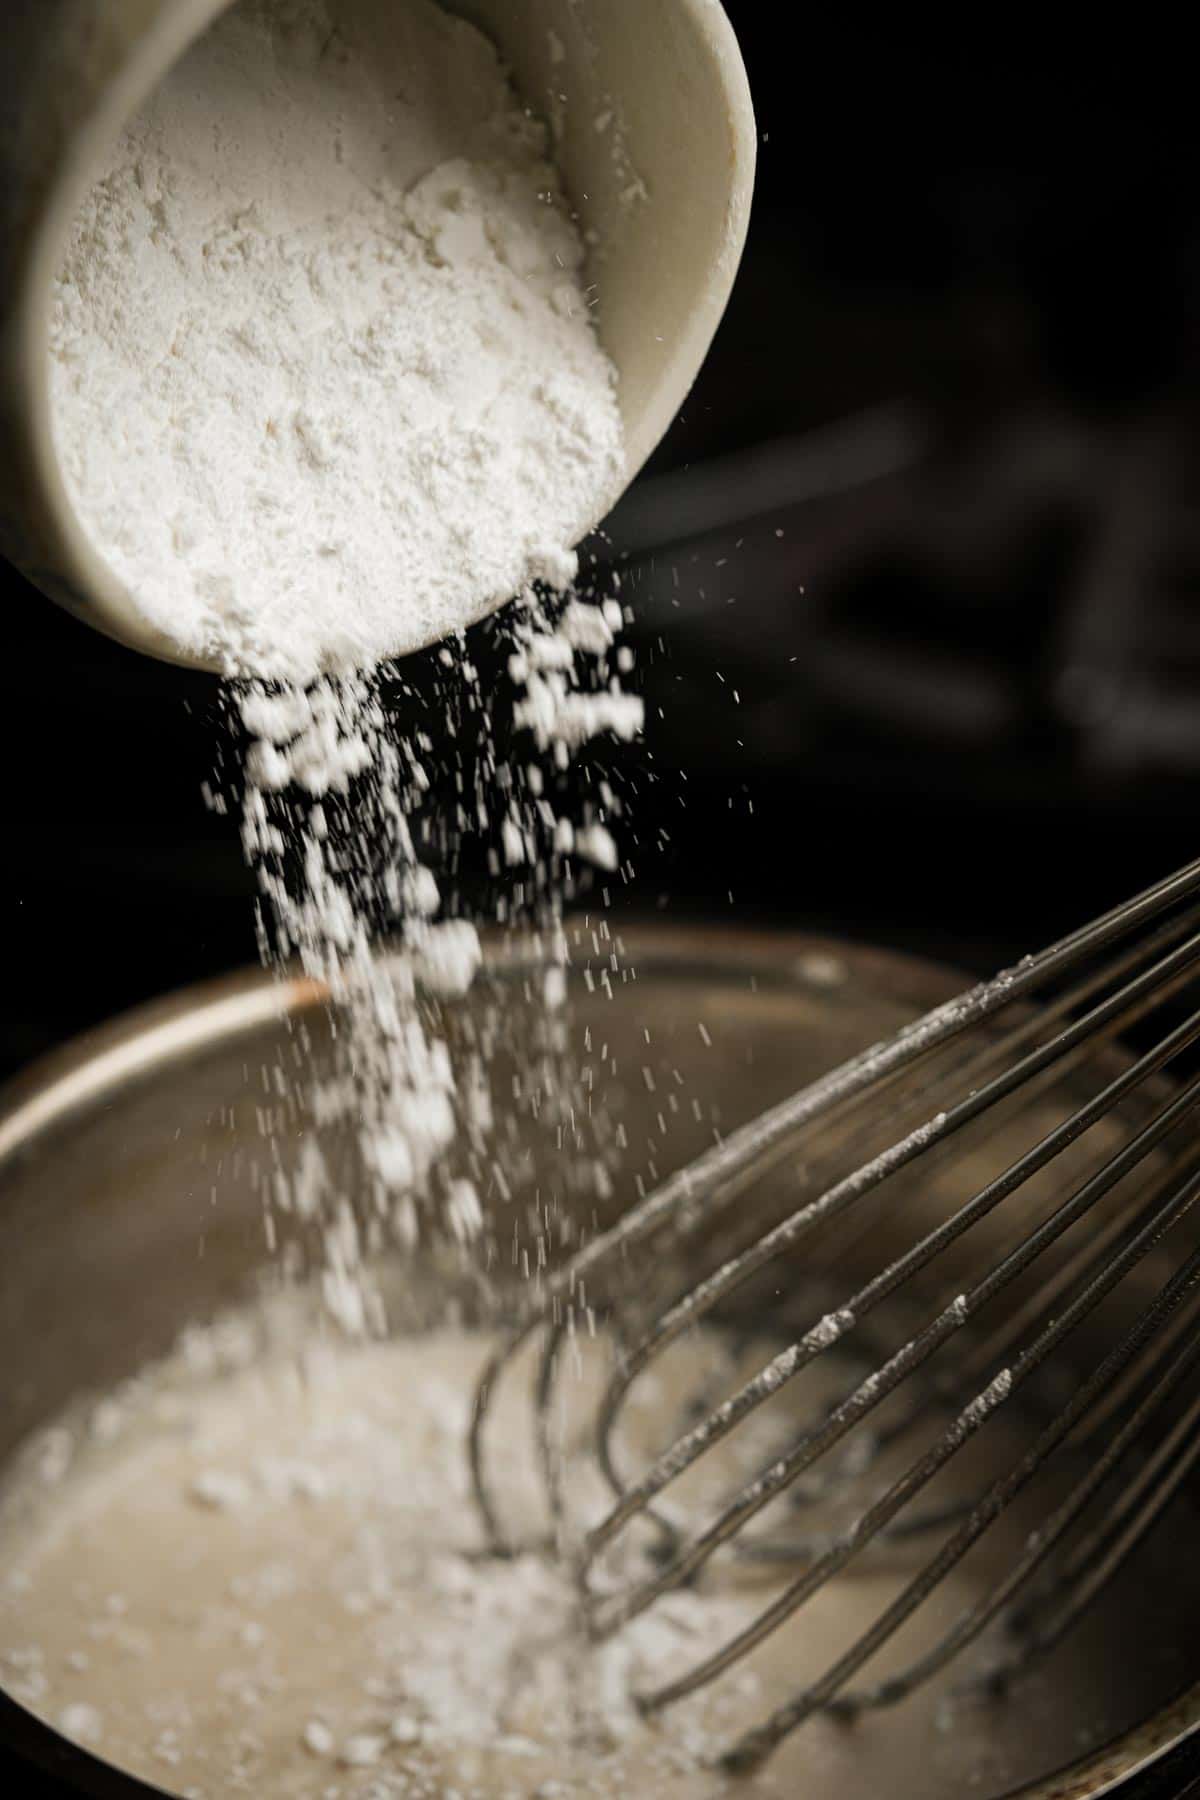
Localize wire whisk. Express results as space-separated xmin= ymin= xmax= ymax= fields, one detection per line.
xmin=469 ymin=859 xmax=1200 ymax=1773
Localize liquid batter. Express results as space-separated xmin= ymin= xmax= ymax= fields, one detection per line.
xmin=0 ymin=1310 xmax=1181 ymax=1798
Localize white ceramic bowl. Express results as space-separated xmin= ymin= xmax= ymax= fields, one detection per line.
xmin=0 ymin=0 xmax=756 ymax=670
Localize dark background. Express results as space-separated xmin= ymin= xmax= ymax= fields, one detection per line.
xmin=5 ymin=17 xmax=1200 ymax=1082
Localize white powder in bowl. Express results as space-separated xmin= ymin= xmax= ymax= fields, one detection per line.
xmin=49 ymin=0 xmax=625 ymax=679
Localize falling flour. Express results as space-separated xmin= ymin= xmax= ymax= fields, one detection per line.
xmin=49 ymin=0 xmax=625 ymax=678
xmin=48 ymin=0 xmax=644 ymax=1318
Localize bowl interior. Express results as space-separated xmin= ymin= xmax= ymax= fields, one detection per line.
xmin=452 ymin=0 xmax=756 ymax=482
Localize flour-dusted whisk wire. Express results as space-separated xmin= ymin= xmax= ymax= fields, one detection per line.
xmin=468 ymin=857 xmax=1200 ymax=1772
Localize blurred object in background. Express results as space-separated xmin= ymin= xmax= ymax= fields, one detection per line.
xmin=5 ymin=12 xmax=1200 ymax=1076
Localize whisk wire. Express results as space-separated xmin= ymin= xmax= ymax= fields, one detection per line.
xmin=583 ymin=1032 xmax=1200 ymax=1599
xmin=472 ymin=861 xmax=1200 ymax=1511
xmin=467 ymin=859 xmax=1200 ymax=1767
xmin=715 ymin=1237 xmax=1200 ymax=1773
